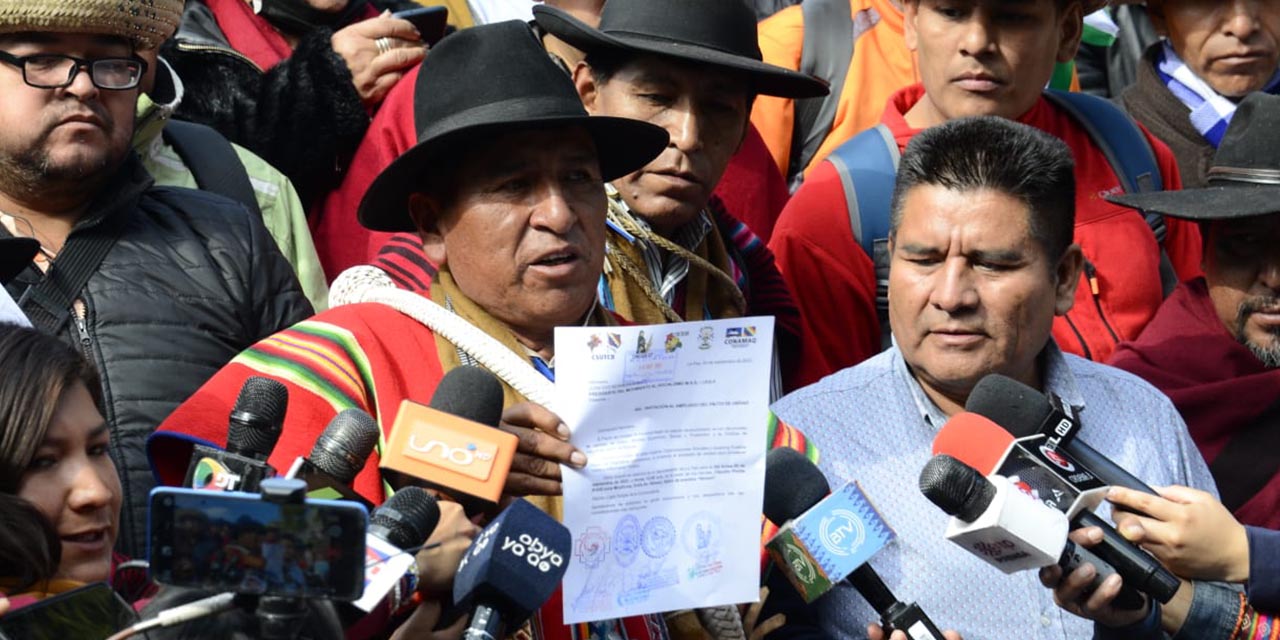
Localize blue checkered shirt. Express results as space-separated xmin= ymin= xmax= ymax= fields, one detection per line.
xmin=770 ymin=342 xmax=1217 ymax=640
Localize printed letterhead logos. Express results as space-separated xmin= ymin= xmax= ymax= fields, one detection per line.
xmin=588 ymin=332 xmax=622 ymax=360
xmin=697 ymin=326 xmax=714 ymax=350
xmin=404 ymin=424 xmax=499 ymax=481
xmin=636 ymin=330 xmax=652 ymax=355
xmin=664 ymin=333 xmax=683 ymax=353
xmin=724 ymin=326 xmax=758 ymax=348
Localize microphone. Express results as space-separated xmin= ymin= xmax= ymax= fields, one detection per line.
xmin=284 ymin=408 xmax=380 ymax=508
xmin=453 ymin=499 xmax=569 ymax=640
xmin=966 ymin=374 xmax=1158 ymax=496
xmin=919 ymin=455 xmax=1143 ymax=609
xmin=380 ymin=367 xmax=517 ymax=508
xmin=931 ymin=412 xmax=1108 ymax=518
xmin=184 ymin=377 xmax=288 ymax=493
xmin=931 ymin=413 xmax=1181 ymax=604
xmin=762 ymin=448 xmax=948 ymax=639
xmin=350 ymin=486 xmax=442 ymax=614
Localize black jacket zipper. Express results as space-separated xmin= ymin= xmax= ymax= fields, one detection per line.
xmin=73 ymin=306 xmax=93 ymax=361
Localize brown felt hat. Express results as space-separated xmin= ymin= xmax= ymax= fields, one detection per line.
xmin=0 ymin=0 xmax=183 ymax=50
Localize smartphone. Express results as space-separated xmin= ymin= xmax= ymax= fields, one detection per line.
xmin=0 ymin=582 xmax=137 ymax=640
xmin=148 ymin=487 xmax=368 ymax=601
xmin=392 ymin=6 xmax=449 ymax=47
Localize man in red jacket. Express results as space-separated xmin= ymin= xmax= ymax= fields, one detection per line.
xmin=771 ymin=0 xmax=1204 ymax=387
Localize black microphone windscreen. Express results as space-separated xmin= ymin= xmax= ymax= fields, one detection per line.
xmin=919 ymin=455 xmax=995 ymax=522
xmin=966 ymin=374 xmax=1054 ymax=439
xmin=226 ymin=376 xmax=288 ymax=457
xmin=763 ymin=448 xmax=831 ymax=525
xmin=370 ymin=487 xmax=441 ymax=550
xmin=310 ymin=409 xmax=380 ymax=484
xmin=429 ymin=366 xmax=505 ymax=428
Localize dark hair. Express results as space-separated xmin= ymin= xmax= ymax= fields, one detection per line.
xmin=0 ymin=324 xmax=101 ymax=591
xmin=889 ymin=116 xmax=1076 ymax=262
xmin=138 ymin=588 xmax=344 ymax=640
xmin=0 ymin=323 xmax=103 ymax=493
xmin=0 ymin=493 xmax=61 ymax=593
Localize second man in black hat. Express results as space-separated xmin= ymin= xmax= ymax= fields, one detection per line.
xmin=535 ymin=0 xmax=828 ymax=393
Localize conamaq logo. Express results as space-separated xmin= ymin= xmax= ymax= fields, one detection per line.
xmin=819 ymin=509 xmax=867 ymax=557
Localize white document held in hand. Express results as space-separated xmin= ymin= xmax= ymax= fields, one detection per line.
xmin=555 ymin=317 xmax=775 ymax=623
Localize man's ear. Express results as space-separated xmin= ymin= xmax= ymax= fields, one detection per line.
xmin=1053 ymin=244 xmax=1085 ymax=316
xmin=903 ymin=0 xmax=920 ymax=53
xmin=1055 ymin=1 xmax=1086 ymax=63
xmin=409 ymin=193 xmax=448 ymax=267
xmin=573 ymin=61 xmax=601 ymax=114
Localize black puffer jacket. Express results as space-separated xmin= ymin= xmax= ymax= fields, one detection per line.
xmin=5 ymin=157 xmax=313 ymax=557
xmin=161 ymin=0 xmax=414 ymax=207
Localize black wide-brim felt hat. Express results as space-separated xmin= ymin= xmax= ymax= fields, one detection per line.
xmin=1109 ymin=93 xmax=1280 ymax=220
xmin=0 ymin=237 xmax=38 ymax=285
xmin=533 ymin=0 xmax=828 ymax=99
xmin=358 ymin=20 xmax=669 ymax=233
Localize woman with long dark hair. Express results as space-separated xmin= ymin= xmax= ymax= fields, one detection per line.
xmin=0 ymin=323 xmax=124 ymax=604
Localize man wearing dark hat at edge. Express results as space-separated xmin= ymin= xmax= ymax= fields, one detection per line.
xmin=1044 ymin=99 xmax=1280 ymax=640
xmin=533 ymin=0 xmax=825 ymax=394
xmin=150 ymin=19 xmax=764 ymax=640
xmin=1105 ymin=93 xmax=1280 ymax=535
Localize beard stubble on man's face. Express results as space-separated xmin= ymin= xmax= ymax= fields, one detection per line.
xmin=0 ymin=99 xmax=122 ymax=201
xmin=1236 ymin=295 xmax=1280 ymax=368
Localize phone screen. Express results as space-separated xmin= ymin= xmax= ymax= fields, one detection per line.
xmin=148 ymin=489 xmax=368 ymax=601
xmin=0 ymin=582 xmax=137 ymax=640
xmin=392 ymin=6 xmax=448 ymax=46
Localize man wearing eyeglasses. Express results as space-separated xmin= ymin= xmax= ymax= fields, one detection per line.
xmin=0 ymin=0 xmax=312 ymax=558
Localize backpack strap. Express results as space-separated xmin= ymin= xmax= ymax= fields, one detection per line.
xmin=162 ymin=119 xmax=263 ymax=218
xmin=827 ymin=123 xmax=900 ymax=349
xmin=19 ymin=212 xmax=127 ymax=335
xmin=790 ymin=0 xmax=854 ymax=189
xmin=1042 ymin=90 xmax=1177 ymax=297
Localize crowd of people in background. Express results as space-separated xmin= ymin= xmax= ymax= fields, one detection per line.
xmin=0 ymin=0 xmax=1278 ymax=638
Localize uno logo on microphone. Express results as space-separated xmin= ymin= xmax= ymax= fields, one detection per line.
xmin=402 ymin=423 xmax=500 ymax=481
xmin=381 ymin=400 xmax=518 ymax=504
xmin=406 ymin=430 xmax=499 ymax=480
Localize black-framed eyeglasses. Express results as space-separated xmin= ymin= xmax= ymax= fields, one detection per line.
xmin=0 ymin=50 xmax=148 ymax=90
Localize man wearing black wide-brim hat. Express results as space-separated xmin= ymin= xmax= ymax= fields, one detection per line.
xmin=1108 ymin=93 xmax=1280 ymax=533
xmin=535 ymin=0 xmax=826 ymax=392
xmin=153 ymin=20 xmax=676 ymax=638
